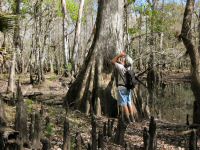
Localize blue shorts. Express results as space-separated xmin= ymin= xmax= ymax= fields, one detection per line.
xmin=118 ymin=88 xmax=132 ymax=106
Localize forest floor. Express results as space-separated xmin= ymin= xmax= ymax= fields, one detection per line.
xmin=0 ymin=71 xmax=200 ymax=150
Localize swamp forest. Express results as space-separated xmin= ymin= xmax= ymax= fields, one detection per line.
xmin=0 ymin=0 xmax=200 ymax=149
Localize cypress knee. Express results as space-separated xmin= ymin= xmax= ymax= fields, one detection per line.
xmin=189 ymin=130 xmax=197 ymax=150
xmin=63 ymin=118 xmax=70 ymax=150
xmin=91 ymin=115 xmax=97 ymax=150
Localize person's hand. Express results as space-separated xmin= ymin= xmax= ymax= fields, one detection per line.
xmin=119 ymin=50 xmax=126 ymax=57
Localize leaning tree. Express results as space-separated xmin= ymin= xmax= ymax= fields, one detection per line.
xmin=64 ymin=0 xmax=137 ymax=117
xmin=180 ymin=0 xmax=200 ymax=124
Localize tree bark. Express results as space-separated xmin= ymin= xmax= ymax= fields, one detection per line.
xmin=7 ymin=52 xmax=16 ymax=93
xmin=181 ymin=0 xmax=200 ymax=124
xmin=75 ymin=132 xmax=82 ymax=150
xmin=32 ymin=112 xmax=42 ymax=149
xmin=63 ymin=118 xmax=70 ymax=150
xmin=7 ymin=0 xmax=22 ymax=93
xmin=146 ymin=0 xmax=159 ymax=108
xmin=149 ymin=116 xmax=157 ymax=150
xmin=61 ymin=0 xmax=70 ymax=75
xmin=15 ymin=82 xmax=28 ymax=149
xmin=0 ymin=100 xmax=7 ymax=127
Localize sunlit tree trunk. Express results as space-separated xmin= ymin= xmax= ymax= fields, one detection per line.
xmin=7 ymin=0 xmax=21 ymax=93
xmin=72 ymin=0 xmax=85 ymax=73
xmin=61 ymin=0 xmax=70 ymax=75
xmin=181 ymin=0 xmax=200 ymax=124
xmin=7 ymin=52 xmax=16 ymax=93
xmin=34 ymin=2 xmax=43 ymax=83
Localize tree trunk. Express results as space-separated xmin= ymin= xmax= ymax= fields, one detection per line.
xmin=72 ymin=0 xmax=85 ymax=73
xmin=7 ymin=0 xmax=21 ymax=93
xmin=181 ymin=0 xmax=200 ymax=124
xmin=146 ymin=0 xmax=159 ymax=110
xmin=7 ymin=52 xmax=16 ymax=93
xmin=61 ymin=0 xmax=70 ymax=75
xmin=124 ymin=0 xmax=129 ymax=52
xmin=64 ymin=0 xmax=125 ymax=117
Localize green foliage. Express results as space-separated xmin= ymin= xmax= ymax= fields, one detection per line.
xmin=43 ymin=0 xmax=53 ymax=5
xmin=45 ymin=123 xmax=55 ymax=138
xmin=66 ymin=63 xmax=72 ymax=72
xmin=48 ymin=74 xmax=57 ymax=81
xmin=56 ymin=1 xmax=63 ymax=17
xmin=7 ymin=0 xmax=30 ymax=15
xmin=81 ymin=0 xmax=92 ymax=25
xmin=25 ymin=99 xmax=33 ymax=105
xmin=128 ymin=0 xmax=135 ymax=4
xmin=7 ymin=0 xmax=15 ymax=12
xmin=128 ymin=27 xmax=139 ymax=35
xmin=21 ymin=0 xmax=31 ymax=15
xmin=133 ymin=2 xmax=178 ymax=34
xmin=49 ymin=107 xmax=57 ymax=116
xmin=56 ymin=0 xmax=79 ymax=21
xmin=66 ymin=0 xmax=79 ymax=22
xmin=25 ymin=99 xmax=33 ymax=113
xmin=134 ymin=4 xmax=146 ymax=13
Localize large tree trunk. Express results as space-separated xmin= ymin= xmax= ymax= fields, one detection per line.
xmin=72 ymin=0 xmax=85 ymax=73
xmin=64 ymin=0 xmax=124 ymax=117
xmin=181 ymin=0 xmax=200 ymax=124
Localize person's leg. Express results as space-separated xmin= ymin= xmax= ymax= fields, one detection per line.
xmin=127 ymin=91 xmax=135 ymax=122
xmin=118 ymin=89 xmax=131 ymax=124
xmin=127 ymin=104 xmax=135 ymax=122
xmin=122 ymin=105 xmax=131 ymax=123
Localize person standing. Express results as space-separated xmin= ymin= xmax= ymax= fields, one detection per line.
xmin=111 ymin=51 xmax=135 ymax=124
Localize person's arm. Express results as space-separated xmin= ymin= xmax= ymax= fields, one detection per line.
xmin=111 ymin=51 xmax=126 ymax=64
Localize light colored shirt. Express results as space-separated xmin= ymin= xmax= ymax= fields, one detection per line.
xmin=114 ymin=62 xmax=127 ymax=90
